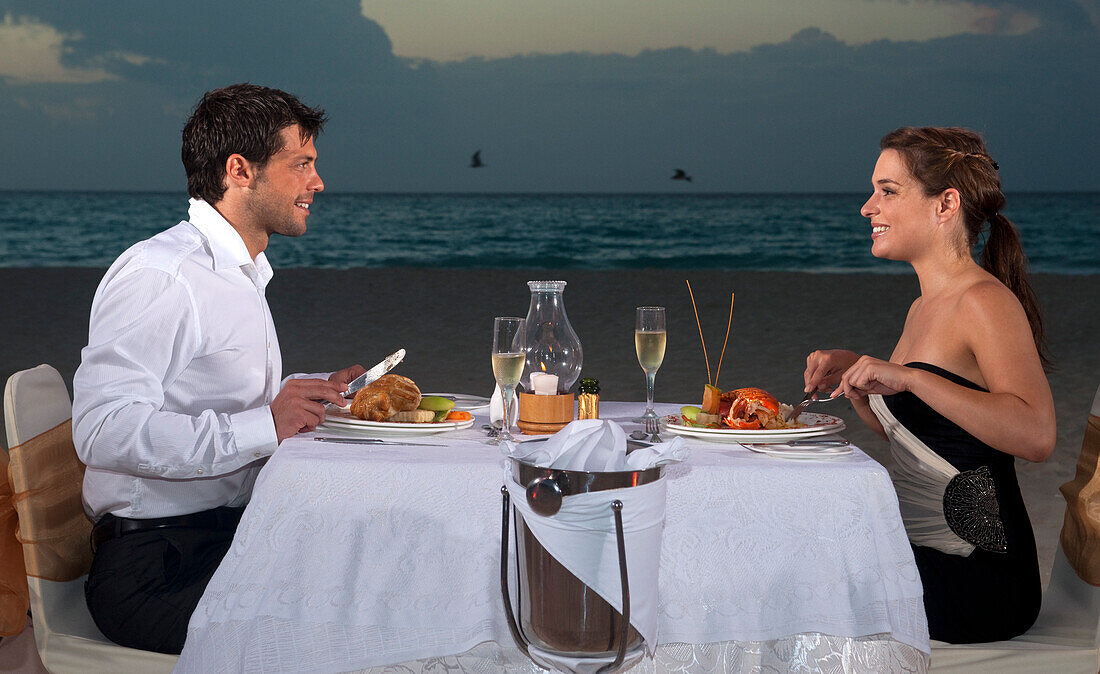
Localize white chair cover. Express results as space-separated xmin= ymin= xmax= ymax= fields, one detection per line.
xmin=4 ymin=364 xmax=177 ymax=673
xmin=869 ymin=394 xmax=975 ymax=556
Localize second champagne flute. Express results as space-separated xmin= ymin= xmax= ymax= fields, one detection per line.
xmin=490 ymin=316 xmax=526 ymax=445
xmin=635 ymin=306 xmax=667 ymax=427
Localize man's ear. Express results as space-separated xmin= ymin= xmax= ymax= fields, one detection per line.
xmin=937 ymin=187 xmax=961 ymax=224
xmin=225 ymin=154 xmax=256 ymax=189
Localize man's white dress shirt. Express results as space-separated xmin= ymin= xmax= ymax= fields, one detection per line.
xmin=74 ymin=199 xmax=282 ymax=520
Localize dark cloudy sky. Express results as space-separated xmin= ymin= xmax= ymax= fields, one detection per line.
xmin=0 ymin=0 xmax=1096 ymax=192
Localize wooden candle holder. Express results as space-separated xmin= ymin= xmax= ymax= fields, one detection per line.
xmin=517 ymin=392 xmax=575 ymax=435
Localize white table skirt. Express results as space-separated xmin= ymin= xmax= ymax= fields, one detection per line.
xmin=176 ymin=402 xmax=928 ymax=673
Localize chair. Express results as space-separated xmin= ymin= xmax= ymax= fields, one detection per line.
xmin=4 ymin=364 xmax=177 ymax=673
xmin=929 ymin=384 xmax=1100 ymax=673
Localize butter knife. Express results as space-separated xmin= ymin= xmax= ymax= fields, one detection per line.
xmin=313 ymin=437 xmax=441 ymax=447
xmin=345 ymin=349 xmax=405 ymax=397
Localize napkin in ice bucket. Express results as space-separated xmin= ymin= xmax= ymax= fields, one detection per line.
xmin=505 ymin=418 xmax=688 ymax=471
xmin=503 ymin=420 xmax=688 ymax=665
xmin=489 ymin=384 xmax=520 ymax=427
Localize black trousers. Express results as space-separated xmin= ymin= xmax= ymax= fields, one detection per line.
xmin=84 ymin=509 xmax=242 ymax=654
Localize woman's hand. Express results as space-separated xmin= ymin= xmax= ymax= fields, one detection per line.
xmin=834 ymin=356 xmax=915 ymax=399
xmin=803 ymin=349 xmax=861 ymax=393
xmin=804 ymin=349 xmax=888 ymax=439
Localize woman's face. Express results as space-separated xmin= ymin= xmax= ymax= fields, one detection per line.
xmin=860 ymin=149 xmax=941 ymax=262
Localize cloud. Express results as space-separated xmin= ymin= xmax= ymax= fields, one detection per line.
xmin=0 ymin=0 xmax=400 ymax=90
xmin=0 ymin=0 xmax=1095 ymax=193
xmin=0 ymin=13 xmax=116 ymax=84
xmin=890 ymin=0 xmax=1097 ymax=33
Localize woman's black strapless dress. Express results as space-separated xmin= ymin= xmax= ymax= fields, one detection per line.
xmin=883 ymin=362 xmax=1041 ymax=644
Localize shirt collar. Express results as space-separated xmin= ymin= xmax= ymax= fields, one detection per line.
xmin=187 ymin=198 xmax=273 ymax=286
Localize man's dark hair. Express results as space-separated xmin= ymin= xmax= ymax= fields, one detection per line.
xmin=182 ymin=83 xmax=327 ymax=204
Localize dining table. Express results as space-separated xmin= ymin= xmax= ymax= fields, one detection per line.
xmin=174 ymin=401 xmax=930 ymax=673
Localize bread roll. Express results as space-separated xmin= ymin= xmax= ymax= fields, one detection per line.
xmin=350 ymin=374 xmax=422 ymax=421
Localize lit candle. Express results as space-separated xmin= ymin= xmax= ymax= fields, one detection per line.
xmin=531 ymin=373 xmax=559 ymax=395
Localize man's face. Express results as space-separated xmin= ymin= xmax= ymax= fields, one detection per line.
xmin=246 ymin=124 xmax=324 ymax=239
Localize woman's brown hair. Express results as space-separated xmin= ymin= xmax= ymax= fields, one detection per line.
xmin=879 ymin=126 xmax=1050 ymax=366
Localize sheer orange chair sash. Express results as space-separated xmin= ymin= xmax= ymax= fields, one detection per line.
xmin=6 ymin=419 xmax=94 ymax=582
xmin=1060 ymin=412 xmax=1100 ymax=586
xmin=0 ymin=448 xmax=29 ymax=636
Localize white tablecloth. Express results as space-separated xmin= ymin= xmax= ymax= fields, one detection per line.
xmin=176 ymin=402 xmax=928 ymax=673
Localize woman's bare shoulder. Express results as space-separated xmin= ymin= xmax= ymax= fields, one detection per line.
xmin=957 ymin=277 xmax=1025 ymax=320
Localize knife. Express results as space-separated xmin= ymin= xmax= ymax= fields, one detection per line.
xmin=345 ymin=349 xmax=406 ymax=397
xmin=313 ymin=437 xmax=441 ymax=447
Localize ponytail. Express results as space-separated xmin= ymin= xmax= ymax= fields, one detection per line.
xmin=981 ymin=213 xmax=1051 ymax=368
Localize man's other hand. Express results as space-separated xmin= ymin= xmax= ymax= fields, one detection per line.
xmin=271 ymin=378 xmax=349 ymax=443
xmin=329 ymin=364 xmax=367 ymax=392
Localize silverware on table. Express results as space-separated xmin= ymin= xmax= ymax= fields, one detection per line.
xmin=785 ymin=390 xmax=843 ymax=422
xmin=743 ymin=438 xmax=850 ymax=447
xmin=345 ymin=348 xmax=406 ymax=397
xmin=313 ymin=436 xmax=441 ymax=447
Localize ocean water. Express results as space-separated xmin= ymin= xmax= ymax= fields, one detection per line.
xmin=2 ymin=192 xmax=1097 ymax=273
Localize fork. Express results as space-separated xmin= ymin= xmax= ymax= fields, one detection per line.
xmin=644 ymin=416 xmax=663 ymax=443
xmin=785 ymin=391 xmax=843 ymax=422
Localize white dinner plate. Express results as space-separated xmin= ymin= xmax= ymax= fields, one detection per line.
xmin=663 ymin=412 xmax=846 ymax=443
xmin=319 ymin=406 xmax=475 ymax=436
xmin=742 ymin=442 xmax=853 ymax=459
xmin=423 ymin=393 xmax=491 ymax=413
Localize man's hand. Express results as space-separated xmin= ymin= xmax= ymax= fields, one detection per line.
xmin=270 ymin=378 xmax=349 ymax=443
xmin=328 ymin=364 xmax=366 ymax=392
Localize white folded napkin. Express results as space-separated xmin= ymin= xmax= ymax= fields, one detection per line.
xmin=504 ymin=419 xmax=687 ymax=472
xmin=489 ymin=383 xmax=520 ymax=426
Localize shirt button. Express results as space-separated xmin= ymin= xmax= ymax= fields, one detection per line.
xmin=197 ymin=468 xmax=204 ymax=475
xmin=254 ymin=452 xmax=262 ymax=458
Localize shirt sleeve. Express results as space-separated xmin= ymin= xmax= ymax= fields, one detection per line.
xmin=73 ymin=266 xmax=279 ymax=479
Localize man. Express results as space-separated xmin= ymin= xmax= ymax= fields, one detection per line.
xmin=72 ymin=83 xmax=364 ymax=654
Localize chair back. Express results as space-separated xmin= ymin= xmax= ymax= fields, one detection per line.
xmin=1060 ymin=385 xmax=1100 ymax=586
xmin=4 ymin=365 xmax=93 ymax=584
xmin=3 ymin=365 xmax=179 ymax=672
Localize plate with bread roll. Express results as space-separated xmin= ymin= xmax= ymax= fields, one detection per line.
xmin=319 ymin=374 xmax=477 ymax=436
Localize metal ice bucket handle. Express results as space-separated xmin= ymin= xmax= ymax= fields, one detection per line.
xmin=500 ymin=485 xmax=633 ymax=674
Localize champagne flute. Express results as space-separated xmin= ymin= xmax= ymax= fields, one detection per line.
xmin=635 ymin=307 xmax=667 ymax=429
xmin=490 ymin=316 xmax=526 ymax=445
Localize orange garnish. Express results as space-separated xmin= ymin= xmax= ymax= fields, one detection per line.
xmin=686 ymin=280 xmax=711 ymax=385
xmin=445 ymin=410 xmax=472 ymax=421
xmin=713 ymin=292 xmax=734 ymax=388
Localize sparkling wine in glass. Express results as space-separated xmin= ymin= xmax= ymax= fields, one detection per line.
xmin=635 ymin=306 xmax=667 ymax=426
xmin=490 ymin=317 xmax=526 ymax=445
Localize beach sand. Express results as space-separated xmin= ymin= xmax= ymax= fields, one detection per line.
xmin=2 ymin=267 xmax=1097 ymax=588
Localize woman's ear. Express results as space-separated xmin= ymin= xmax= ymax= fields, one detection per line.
xmin=937 ymin=187 xmax=961 ymax=223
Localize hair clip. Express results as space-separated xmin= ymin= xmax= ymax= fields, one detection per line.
xmin=991 ymin=161 xmax=999 ymax=170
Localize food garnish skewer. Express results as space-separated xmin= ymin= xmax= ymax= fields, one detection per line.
xmin=685 ymin=279 xmax=712 ymax=385
xmin=713 ymin=292 xmax=734 ymax=389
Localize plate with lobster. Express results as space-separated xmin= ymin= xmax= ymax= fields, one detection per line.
xmin=663 ymin=386 xmax=846 ymax=443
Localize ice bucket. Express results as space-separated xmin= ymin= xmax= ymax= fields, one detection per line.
xmin=500 ymin=459 xmax=664 ymax=672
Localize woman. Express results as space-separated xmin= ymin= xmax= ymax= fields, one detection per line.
xmin=804 ymin=127 xmax=1055 ymax=644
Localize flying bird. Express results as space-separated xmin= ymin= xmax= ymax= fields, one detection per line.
xmin=671 ymin=169 xmax=692 ymax=182
xmin=470 ymin=150 xmax=485 ymax=168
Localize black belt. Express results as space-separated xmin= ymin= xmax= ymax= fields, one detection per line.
xmin=90 ymin=506 xmax=244 ymax=554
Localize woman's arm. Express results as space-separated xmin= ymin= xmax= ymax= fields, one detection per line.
xmin=836 ymin=282 xmax=1056 ymax=461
